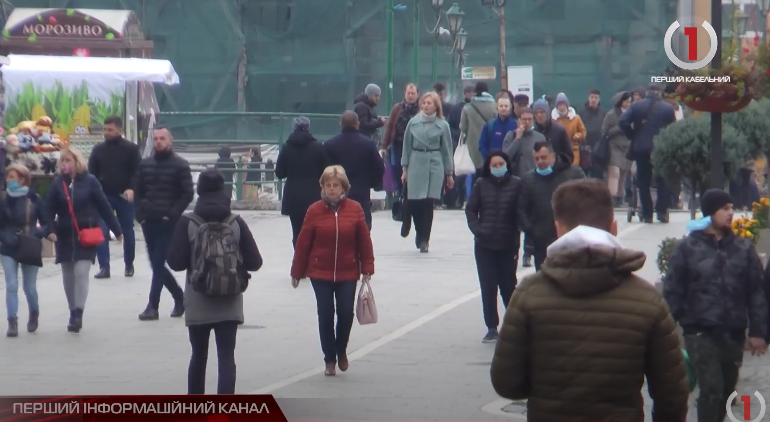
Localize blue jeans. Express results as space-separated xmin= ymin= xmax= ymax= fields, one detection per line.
xmin=1 ymin=255 xmax=40 ymax=319
xmin=390 ymin=146 xmax=403 ymax=194
xmin=142 ymin=219 xmax=183 ymax=309
xmin=310 ymin=279 xmax=357 ymax=363
xmin=96 ymin=195 xmax=136 ymax=269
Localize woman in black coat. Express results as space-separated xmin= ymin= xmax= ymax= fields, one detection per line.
xmin=0 ymin=163 xmax=53 ymax=337
xmin=274 ymin=116 xmax=331 ymax=247
xmin=465 ymin=150 xmax=523 ymax=343
xmin=45 ymin=147 xmax=123 ymax=333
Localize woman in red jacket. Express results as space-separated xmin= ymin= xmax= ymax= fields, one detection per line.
xmin=291 ymin=165 xmax=375 ymax=376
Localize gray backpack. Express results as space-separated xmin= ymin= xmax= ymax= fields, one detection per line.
xmin=185 ymin=212 xmax=248 ymax=296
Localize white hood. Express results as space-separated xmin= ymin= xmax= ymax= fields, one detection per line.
xmin=547 ymin=225 xmax=623 ymax=256
xmin=551 ymin=106 xmax=576 ymax=120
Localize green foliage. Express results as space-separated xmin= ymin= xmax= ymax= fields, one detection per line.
xmin=657 ymin=236 xmax=684 ymax=276
xmin=4 ymin=81 xmax=123 ymax=131
xmin=652 ymin=116 xmax=748 ymax=190
xmin=723 ymin=98 xmax=770 ymax=158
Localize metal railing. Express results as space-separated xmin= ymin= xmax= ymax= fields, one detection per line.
xmin=190 ymin=162 xmax=282 ymax=201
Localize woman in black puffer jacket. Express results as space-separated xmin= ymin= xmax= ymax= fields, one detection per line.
xmin=465 ymin=150 xmax=523 ymax=343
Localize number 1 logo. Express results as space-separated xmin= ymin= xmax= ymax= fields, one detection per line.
xmin=663 ymin=20 xmax=718 ymax=70
xmin=726 ymin=391 xmax=766 ymax=422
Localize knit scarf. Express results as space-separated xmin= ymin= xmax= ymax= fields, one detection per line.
xmin=394 ymin=101 xmax=420 ymax=144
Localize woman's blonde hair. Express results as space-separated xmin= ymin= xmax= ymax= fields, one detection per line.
xmin=319 ymin=165 xmax=350 ymax=194
xmin=58 ymin=147 xmax=88 ymax=175
xmin=421 ymin=92 xmax=443 ymax=119
xmin=5 ymin=163 xmax=30 ymax=186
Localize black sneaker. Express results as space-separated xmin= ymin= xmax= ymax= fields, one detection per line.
xmin=66 ymin=310 xmax=79 ymax=333
xmin=94 ymin=268 xmax=110 ymax=279
xmin=124 ymin=266 xmax=134 ymax=277
xmin=522 ymin=255 xmax=532 ymax=268
xmin=419 ymin=241 xmax=429 ymax=253
xmin=482 ymin=329 xmax=499 ymax=343
xmin=657 ymin=213 xmax=669 ymax=223
xmin=170 ymin=302 xmax=185 ymax=318
xmin=138 ymin=307 xmax=160 ymax=321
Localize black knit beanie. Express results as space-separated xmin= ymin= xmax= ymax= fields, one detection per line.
xmin=700 ymin=189 xmax=734 ymax=217
xmin=197 ymin=168 xmax=225 ymax=195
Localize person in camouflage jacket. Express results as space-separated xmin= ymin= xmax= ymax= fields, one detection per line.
xmin=663 ymin=189 xmax=768 ymax=422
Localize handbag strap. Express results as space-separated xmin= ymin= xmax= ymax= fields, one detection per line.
xmin=469 ymin=103 xmax=489 ymax=123
xmin=24 ymin=199 xmax=31 ymax=234
xmin=61 ymin=180 xmax=81 ymax=233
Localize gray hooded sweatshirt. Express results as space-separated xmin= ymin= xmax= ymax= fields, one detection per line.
xmin=502 ymin=128 xmax=546 ymax=178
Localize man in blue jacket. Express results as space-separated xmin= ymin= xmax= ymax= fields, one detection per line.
xmin=479 ymin=96 xmax=518 ymax=162
xmin=619 ymin=83 xmax=676 ymax=224
xmin=324 ymin=111 xmax=385 ymax=230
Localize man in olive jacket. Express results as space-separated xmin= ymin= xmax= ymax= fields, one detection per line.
xmin=492 ymin=178 xmax=689 ymax=422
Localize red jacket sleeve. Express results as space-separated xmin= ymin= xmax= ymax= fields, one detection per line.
xmin=356 ymin=205 xmax=375 ymax=275
xmin=290 ymin=205 xmax=317 ymax=279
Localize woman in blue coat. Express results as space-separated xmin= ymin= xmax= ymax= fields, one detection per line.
xmin=45 ymin=147 xmax=123 ymax=333
xmin=0 ymin=163 xmax=53 ymax=337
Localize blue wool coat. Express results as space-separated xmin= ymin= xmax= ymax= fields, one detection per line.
xmin=45 ymin=172 xmax=122 ymax=264
xmin=0 ymin=190 xmax=51 ymax=257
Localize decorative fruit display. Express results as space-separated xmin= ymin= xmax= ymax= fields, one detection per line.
xmin=72 ymin=104 xmax=91 ymax=134
xmin=31 ymin=103 xmax=47 ymax=122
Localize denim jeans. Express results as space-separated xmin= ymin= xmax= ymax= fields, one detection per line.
xmin=188 ymin=321 xmax=239 ymax=394
xmin=1 ymin=255 xmax=40 ymax=319
xmin=142 ymin=219 xmax=183 ymax=309
xmin=474 ymin=244 xmax=517 ymax=329
xmin=310 ymin=279 xmax=357 ymax=363
xmin=96 ymin=195 xmax=136 ymax=269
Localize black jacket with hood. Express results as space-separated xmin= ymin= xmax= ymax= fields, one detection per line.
xmin=517 ymin=153 xmax=585 ymax=246
xmin=577 ymin=102 xmax=606 ymax=149
xmin=275 ymin=130 xmax=331 ymax=216
xmin=353 ymin=93 xmax=384 ymax=139
xmin=215 ymin=146 xmax=237 ymax=196
xmin=534 ymin=119 xmax=573 ymax=163
xmin=448 ymin=99 xmax=470 ymax=144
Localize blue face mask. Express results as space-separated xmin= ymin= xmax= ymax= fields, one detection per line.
xmin=490 ymin=167 xmax=508 ymax=178
xmin=535 ymin=166 xmax=553 ymax=176
xmin=686 ymin=216 xmax=712 ymax=233
xmin=6 ymin=180 xmax=19 ymax=191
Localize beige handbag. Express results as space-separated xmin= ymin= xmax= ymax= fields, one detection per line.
xmin=356 ymin=280 xmax=378 ymax=325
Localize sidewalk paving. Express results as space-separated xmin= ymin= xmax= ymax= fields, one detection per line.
xmin=0 ymin=210 xmax=767 ymax=422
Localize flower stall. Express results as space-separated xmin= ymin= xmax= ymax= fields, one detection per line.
xmin=0 ymin=54 xmax=179 ymax=195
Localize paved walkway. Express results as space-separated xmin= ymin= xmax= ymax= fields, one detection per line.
xmin=0 ymin=210 xmax=768 ymax=421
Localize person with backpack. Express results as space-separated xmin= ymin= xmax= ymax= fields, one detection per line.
xmin=166 ymin=168 xmax=263 ymax=395
xmin=478 ymin=95 xmax=518 ymax=163
xmin=290 ymin=165 xmax=374 ymax=376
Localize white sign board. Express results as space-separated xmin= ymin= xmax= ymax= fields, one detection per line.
xmin=461 ymin=66 xmax=496 ymax=80
xmin=507 ymin=66 xmax=534 ymax=105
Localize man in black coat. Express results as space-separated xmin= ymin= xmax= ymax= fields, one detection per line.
xmin=324 ymin=111 xmax=385 ymax=230
xmin=135 ymin=127 xmax=195 ymax=321
xmin=88 ymin=116 xmax=141 ymax=279
xmin=517 ymin=141 xmax=585 ymax=271
xmin=353 ymin=84 xmax=387 ymax=141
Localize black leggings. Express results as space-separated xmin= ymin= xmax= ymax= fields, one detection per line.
xmin=289 ymin=210 xmax=307 ymax=248
xmin=408 ymin=199 xmax=435 ymax=243
xmin=188 ymin=321 xmax=239 ymax=395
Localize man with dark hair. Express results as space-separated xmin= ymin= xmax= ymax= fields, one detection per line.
xmin=492 ymin=178 xmax=690 ymax=422
xmin=324 ymin=111 xmax=385 ymax=229
xmin=433 ymin=82 xmax=454 ymax=120
xmin=577 ymin=88 xmax=606 ymax=179
xmin=664 ymin=189 xmax=768 ymax=422
xmin=619 ymin=83 xmax=676 ymax=224
xmin=448 ymin=85 xmax=474 ymax=146
xmin=502 ymin=107 xmax=543 ymax=178
xmin=135 ymin=126 xmax=195 ymax=321
xmin=88 ymin=115 xmax=141 ymax=279
xmin=512 ymin=94 xmax=529 ymax=117
xmin=516 ymin=141 xmax=584 ymax=270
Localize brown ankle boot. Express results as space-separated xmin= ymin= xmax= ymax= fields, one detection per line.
xmin=27 ymin=312 xmax=39 ymax=333
xmin=6 ymin=317 xmax=18 ymax=337
xmin=338 ymin=354 xmax=349 ymax=372
xmin=324 ymin=362 xmax=336 ymax=376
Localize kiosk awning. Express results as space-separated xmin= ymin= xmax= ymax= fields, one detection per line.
xmin=1 ymin=54 xmax=180 ymax=85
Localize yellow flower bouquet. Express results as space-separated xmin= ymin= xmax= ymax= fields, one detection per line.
xmin=732 ymin=217 xmax=760 ymax=245
xmin=751 ymin=197 xmax=770 ymax=229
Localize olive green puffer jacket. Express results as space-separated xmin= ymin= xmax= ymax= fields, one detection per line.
xmin=490 ymin=228 xmax=689 ymax=422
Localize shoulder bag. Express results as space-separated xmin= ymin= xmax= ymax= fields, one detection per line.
xmin=453 ymin=132 xmax=476 ymax=176
xmin=625 ymin=99 xmax=661 ymax=161
xmin=14 ymin=199 xmax=43 ymax=267
xmin=356 ymin=279 xmax=378 ymax=325
xmin=62 ymin=180 xmax=105 ymax=247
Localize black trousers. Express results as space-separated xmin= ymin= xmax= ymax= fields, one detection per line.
xmin=408 ymin=199 xmax=435 ymax=243
xmin=289 ymin=209 xmax=307 ymax=248
xmin=143 ymin=220 xmax=183 ymax=309
xmin=474 ymin=244 xmax=518 ymax=329
xmin=188 ymin=321 xmax=239 ymax=395
xmin=523 ymin=234 xmax=534 ymax=257
xmin=311 ymin=279 xmax=357 ymax=363
xmin=531 ymin=237 xmax=550 ymax=272
xmin=636 ymin=157 xmax=671 ymax=219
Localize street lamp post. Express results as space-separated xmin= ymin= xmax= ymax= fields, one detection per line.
xmin=709 ymin=0 xmax=723 ymax=190
xmin=449 ymin=28 xmax=467 ymax=96
xmin=386 ymin=0 xmax=395 ymax=111
xmin=429 ymin=0 xmax=444 ymax=83
xmin=413 ymin=0 xmax=420 ymax=83
xmin=445 ymin=4 xmax=464 ymax=93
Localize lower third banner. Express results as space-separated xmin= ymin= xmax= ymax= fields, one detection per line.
xmin=0 ymin=395 xmax=287 ymax=422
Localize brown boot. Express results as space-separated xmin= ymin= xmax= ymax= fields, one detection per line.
xmin=324 ymin=362 xmax=336 ymax=376
xmin=6 ymin=317 xmax=18 ymax=337
xmin=338 ymin=354 xmax=349 ymax=372
xmin=27 ymin=312 xmax=39 ymax=333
